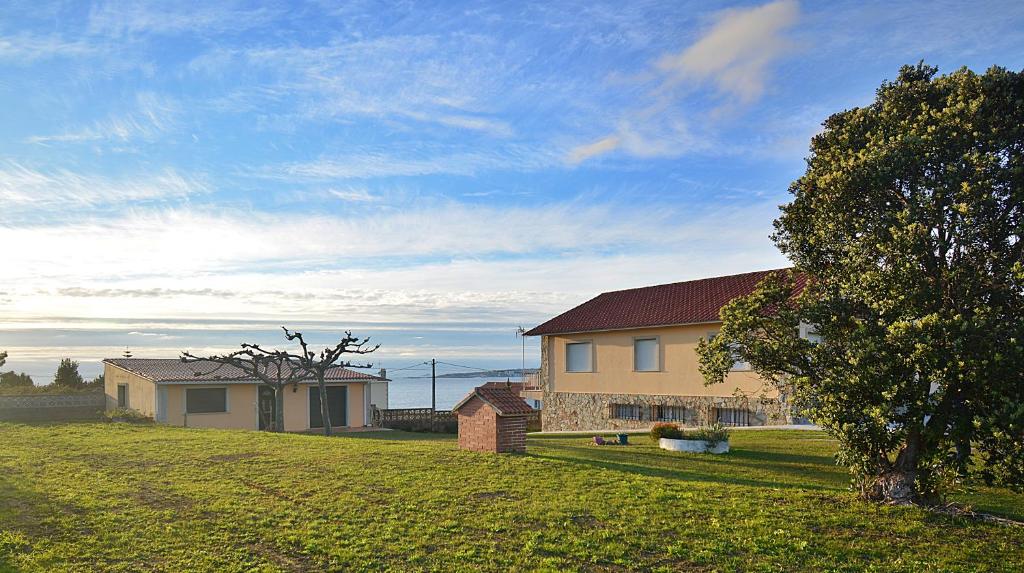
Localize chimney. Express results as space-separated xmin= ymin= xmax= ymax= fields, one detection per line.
xmin=378 ymin=368 xmax=386 ymax=380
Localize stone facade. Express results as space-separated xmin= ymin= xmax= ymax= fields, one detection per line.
xmin=0 ymin=392 xmax=105 ymax=423
xmin=541 ymin=390 xmax=789 ymax=432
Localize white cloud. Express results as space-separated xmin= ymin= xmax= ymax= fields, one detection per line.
xmin=0 ymin=34 xmax=96 ymax=62
xmin=263 ymin=145 xmax=559 ymax=180
xmin=568 ymin=0 xmax=801 ymax=163
xmin=657 ymin=0 xmax=799 ymax=103
xmin=27 ymin=92 xmax=178 ymax=145
xmin=86 ymin=2 xmax=278 ymax=37
xmin=0 ymin=163 xmax=207 ymax=209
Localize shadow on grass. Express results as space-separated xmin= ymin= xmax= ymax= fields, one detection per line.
xmin=333 ymin=430 xmax=457 ymax=442
xmin=527 ymin=442 xmax=844 ymax=493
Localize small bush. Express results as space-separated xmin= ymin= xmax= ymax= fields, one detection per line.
xmin=104 ymin=408 xmax=153 ymax=424
xmin=692 ymin=422 xmax=730 ymax=448
xmin=650 ymin=422 xmax=682 ymax=440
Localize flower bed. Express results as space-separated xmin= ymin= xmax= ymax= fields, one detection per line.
xmin=651 ymin=422 xmax=730 ymax=454
xmin=658 ymin=437 xmax=730 ymax=454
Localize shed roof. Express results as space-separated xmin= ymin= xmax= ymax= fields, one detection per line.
xmin=453 ymin=383 xmax=535 ymax=416
xmin=103 ymin=358 xmax=387 ymax=384
xmin=525 ymin=268 xmax=803 ymax=336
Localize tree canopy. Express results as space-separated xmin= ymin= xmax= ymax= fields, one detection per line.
xmin=698 ymin=63 xmax=1024 ymax=504
xmin=52 ymin=358 xmax=85 ymax=389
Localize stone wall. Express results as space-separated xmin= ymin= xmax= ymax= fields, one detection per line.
xmin=541 ymin=390 xmax=788 ymax=432
xmin=0 ymin=392 xmax=105 ymax=423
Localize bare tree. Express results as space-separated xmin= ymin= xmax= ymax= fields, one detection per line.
xmin=276 ymin=328 xmax=378 ymax=436
xmin=180 ymin=349 xmax=306 ymax=432
xmin=182 ymin=329 xmax=378 ymax=436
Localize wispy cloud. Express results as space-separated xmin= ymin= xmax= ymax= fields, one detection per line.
xmin=262 ymin=145 xmax=559 ymax=181
xmin=191 ymin=34 xmax=520 ymax=136
xmin=86 ymin=2 xmax=279 ymax=37
xmin=27 ymin=92 xmax=179 ymax=145
xmin=0 ymin=34 xmax=98 ymax=63
xmin=0 ymin=163 xmax=207 ymax=209
xmin=569 ymin=0 xmax=801 ymax=163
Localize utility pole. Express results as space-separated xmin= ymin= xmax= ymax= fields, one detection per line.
xmin=431 ymin=358 xmax=436 ymax=431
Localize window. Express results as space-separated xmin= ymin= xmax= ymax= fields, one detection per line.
xmin=654 ymin=405 xmax=687 ymax=422
xmin=565 ymin=341 xmax=593 ymax=372
xmin=310 ymin=386 xmax=348 ymax=428
xmin=117 ymin=384 xmax=128 ymax=408
xmin=633 ymin=337 xmax=659 ymax=371
xmin=185 ymin=387 xmax=227 ymax=414
xmin=799 ymin=322 xmax=822 ymax=344
xmin=708 ymin=332 xmax=750 ymax=371
xmin=611 ymin=403 xmax=642 ymax=420
xmin=716 ymin=407 xmax=750 ymax=427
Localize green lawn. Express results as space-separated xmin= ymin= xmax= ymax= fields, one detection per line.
xmin=0 ymin=424 xmax=1021 ymax=572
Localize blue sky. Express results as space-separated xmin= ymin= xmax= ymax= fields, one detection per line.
xmin=2 ymin=0 xmax=1023 ymax=381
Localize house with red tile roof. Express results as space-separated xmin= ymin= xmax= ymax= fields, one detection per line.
xmin=524 ymin=269 xmax=802 ymax=431
xmin=102 ymin=358 xmax=389 ymax=431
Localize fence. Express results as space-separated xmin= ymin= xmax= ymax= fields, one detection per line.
xmin=372 ymin=407 xmax=457 ymax=432
xmin=0 ymin=392 xmax=106 ymax=422
xmin=372 ymin=406 xmax=541 ymax=433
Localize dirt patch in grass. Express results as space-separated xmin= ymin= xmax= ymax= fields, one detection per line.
xmin=208 ymin=452 xmax=261 ymax=463
xmin=247 ymin=542 xmax=315 ymax=572
xmin=472 ymin=490 xmax=515 ymax=501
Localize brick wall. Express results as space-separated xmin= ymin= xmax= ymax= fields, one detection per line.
xmin=496 ymin=415 xmax=527 ymax=453
xmin=457 ymin=397 xmax=528 ymax=453
xmin=458 ymin=397 xmax=498 ymax=452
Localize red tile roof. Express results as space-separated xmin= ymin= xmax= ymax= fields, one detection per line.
xmin=525 ymin=268 xmax=802 ymax=336
xmin=453 ymin=383 xmax=536 ymax=416
xmin=103 ymin=358 xmax=387 ymax=384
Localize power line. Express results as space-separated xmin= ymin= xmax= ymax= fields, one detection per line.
xmin=387 ymin=361 xmax=431 ymax=372
xmin=434 ymin=361 xmax=495 ymax=372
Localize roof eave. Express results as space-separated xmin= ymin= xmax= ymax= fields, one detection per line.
xmin=524 ymin=319 xmax=725 ymax=337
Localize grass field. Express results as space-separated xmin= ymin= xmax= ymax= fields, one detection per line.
xmin=1 ymin=423 xmax=1021 ymax=572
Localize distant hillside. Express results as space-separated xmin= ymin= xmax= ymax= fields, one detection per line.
xmin=411 ymin=368 xmax=539 ymax=379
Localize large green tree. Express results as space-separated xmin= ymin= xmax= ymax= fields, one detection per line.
xmin=698 ymin=64 xmax=1024 ymax=504
xmin=53 ymin=358 xmax=85 ymax=389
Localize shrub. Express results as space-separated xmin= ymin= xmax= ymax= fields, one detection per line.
xmin=692 ymin=423 xmax=730 ymax=448
xmin=650 ymin=422 xmax=682 ymax=440
xmin=104 ymin=408 xmax=153 ymax=424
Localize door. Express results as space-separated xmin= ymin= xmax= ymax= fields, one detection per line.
xmin=258 ymin=387 xmax=277 ymax=431
xmin=309 ymin=386 xmax=347 ymax=428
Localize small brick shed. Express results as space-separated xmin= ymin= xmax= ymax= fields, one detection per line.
xmin=453 ymin=383 xmax=534 ymax=453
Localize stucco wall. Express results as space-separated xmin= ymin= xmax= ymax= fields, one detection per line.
xmin=545 ymin=323 xmax=777 ymax=398
xmin=164 ymin=384 xmax=259 ymax=430
xmin=282 ymin=383 xmax=365 ymax=431
xmin=104 ymin=363 xmax=157 ymax=416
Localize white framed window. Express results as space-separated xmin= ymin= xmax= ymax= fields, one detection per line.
xmin=185 ymin=387 xmax=228 ymax=414
xmin=565 ymin=341 xmax=593 ymax=373
xmin=633 ymin=337 xmax=659 ymax=372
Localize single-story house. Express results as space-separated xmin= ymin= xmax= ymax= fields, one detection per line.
xmin=103 ymin=358 xmax=389 ymax=431
xmin=524 ymin=269 xmax=806 ymax=431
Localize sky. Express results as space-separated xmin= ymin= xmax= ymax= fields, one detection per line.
xmin=2 ymin=0 xmax=1023 ymax=382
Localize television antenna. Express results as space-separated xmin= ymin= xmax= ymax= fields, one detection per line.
xmin=515 ymin=326 xmax=526 ymax=382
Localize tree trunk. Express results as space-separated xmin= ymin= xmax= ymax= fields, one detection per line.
xmin=867 ymin=468 xmax=918 ymax=504
xmin=275 ymin=385 xmax=285 ymax=433
xmin=318 ymin=377 xmax=332 ymax=436
xmin=863 ymin=432 xmax=922 ymax=504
